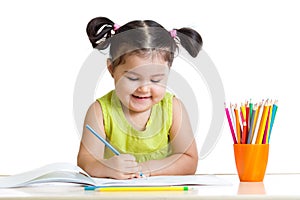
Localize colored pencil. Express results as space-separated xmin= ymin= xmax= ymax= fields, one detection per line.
xmin=262 ymin=106 xmax=271 ymax=144
xmin=234 ymin=105 xmax=241 ymax=144
xmin=230 ymin=103 xmax=236 ymax=138
xmin=268 ymin=100 xmax=278 ymax=143
xmin=96 ymin=186 xmax=190 ymax=192
xmin=247 ymin=103 xmax=257 ymax=144
xmin=256 ymin=100 xmax=270 ymax=144
xmin=86 ymin=124 xmax=120 ymax=155
xmin=245 ymin=104 xmax=249 ymax=133
xmin=225 ymin=103 xmax=237 ymax=144
xmin=265 ymin=101 xmax=273 ymax=144
xmin=241 ymin=121 xmax=247 ymax=144
xmin=249 ymin=99 xmax=253 ymax=128
xmin=227 ymin=99 xmax=278 ymax=144
xmin=252 ymin=100 xmax=264 ymax=144
xmin=240 ymin=103 xmax=246 ymax=120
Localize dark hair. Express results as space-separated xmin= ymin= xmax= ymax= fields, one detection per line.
xmin=86 ymin=17 xmax=202 ymax=68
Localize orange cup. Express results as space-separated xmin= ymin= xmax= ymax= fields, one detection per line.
xmin=234 ymin=144 xmax=269 ymax=182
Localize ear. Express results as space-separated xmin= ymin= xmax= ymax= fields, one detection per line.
xmin=107 ymin=58 xmax=114 ymax=77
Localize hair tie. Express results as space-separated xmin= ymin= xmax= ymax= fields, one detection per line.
xmin=113 ymin=24 xmax=121 ymax=31
xmin=169 ymin=29 xmax=177 ymax=38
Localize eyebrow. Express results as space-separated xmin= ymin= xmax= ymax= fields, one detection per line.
xmin=124 ymin=71 xmax=165 ymax=77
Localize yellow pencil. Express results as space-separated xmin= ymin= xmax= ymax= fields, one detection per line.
xmin=240 ymin=102 xmax=246 ymax=120
xmin=255 ymin=100 xmax=270 ymax=144
xmin=96 ymin=186 xmax=189 ymax=192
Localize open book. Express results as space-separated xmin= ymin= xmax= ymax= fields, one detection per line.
xmin=0 ymin=163 xmax=230 ymax=188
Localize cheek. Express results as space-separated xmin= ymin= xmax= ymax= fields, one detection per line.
xmin=151 ymin=85 xmax=167 ymax=100
xmin=115 ymin=79 xmax=138 ymax=98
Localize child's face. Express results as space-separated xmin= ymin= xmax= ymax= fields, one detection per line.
xmin=109 ymin=54 xmax=169 ymax=113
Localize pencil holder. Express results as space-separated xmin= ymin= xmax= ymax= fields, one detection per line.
xmin=234 ymin=144 xmax=269 ymax=182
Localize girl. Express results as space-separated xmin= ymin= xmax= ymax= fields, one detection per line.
xmin=77 ymin=17 xmax=203 ymax=179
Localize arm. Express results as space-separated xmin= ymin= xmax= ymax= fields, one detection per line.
xmin=77 ymin=101 xmax=139 ymax=179
xmin=140 ymin=97 xmax=198 ymax=176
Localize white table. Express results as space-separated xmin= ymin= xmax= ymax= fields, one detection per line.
xmin=1 ymin=174 xmax=299 ymax=200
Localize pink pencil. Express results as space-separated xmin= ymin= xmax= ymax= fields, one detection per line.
xmin=225 ymin=103 xmax=237 ymax=144
xmin=262 ymin=106 xmax=271 ymax=144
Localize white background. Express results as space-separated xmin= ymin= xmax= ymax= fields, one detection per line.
xmin=0 ymin=0 xmax=299 ymax=175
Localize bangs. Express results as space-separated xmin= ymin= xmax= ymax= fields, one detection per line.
xmin=111 ymin=48 xmax=175 ymax=68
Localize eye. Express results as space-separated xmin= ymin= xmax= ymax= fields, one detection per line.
xmin=151 ymin=79 xmax=161 ymax=83
xmin=127 ymin=77 xmax=139 ymax=81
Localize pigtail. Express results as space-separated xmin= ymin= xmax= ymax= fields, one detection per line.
xmin=176 ymin=28 xmax=203 ymax=58
xmin=86 ymin=17 xmax=115 ymax=49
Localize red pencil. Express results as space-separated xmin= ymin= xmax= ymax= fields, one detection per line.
xmin=246 ymin=104 xmax=249 ymax=133
xmin=241 ymin=121 xmax=247 ymax=144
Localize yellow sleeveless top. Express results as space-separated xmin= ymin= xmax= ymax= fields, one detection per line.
xmin=97 ymin=90 xmax=173 ymax=163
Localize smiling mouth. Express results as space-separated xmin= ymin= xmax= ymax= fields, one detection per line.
xmin=132 ymin=94 xmax=151 ymax=99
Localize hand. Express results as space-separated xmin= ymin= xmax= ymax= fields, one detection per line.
xmin=103 ymin=154 xmax=139 ymax=179
xmin=137 ymin=163 xmax=151 ymax=178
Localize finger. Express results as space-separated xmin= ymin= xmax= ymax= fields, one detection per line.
xmin=122 ymin=160 xmax=138 ymax=168
xmin=114 ymin=173 xmax=136 ymax=180
xmin=131 ymin=173 xmax=139 ymax=179
xmin=134 ymin=171 xmax=142 ymax=179
xmin=120 ymin=154 xmax=136 ymax=162
xmin=127 ymin=173 xmax=138 ymax=179
xmin=123 ymin=165 xmax=139 ymax=174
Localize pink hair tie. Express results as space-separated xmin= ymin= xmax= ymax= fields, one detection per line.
xmin=113 ymin=24 xmax=121 ymax=31
xmin=169 ymin=29 xmax=177 ymax=38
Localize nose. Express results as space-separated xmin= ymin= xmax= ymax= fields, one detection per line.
xmin=137 ymin=83 xmax=150 ymax=93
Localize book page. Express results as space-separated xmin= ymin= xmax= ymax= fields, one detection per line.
xmin=0 ymin=163 xmax=89 ymax=188
xmin=92 ymin=175 xmax=231 ymax=186
xmin=0 ymin=162 xmax=230 ymax=188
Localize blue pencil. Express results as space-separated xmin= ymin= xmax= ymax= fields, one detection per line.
xmin=85 ymin=124 xmax=146 ymax=178
xmin=268 ymin=101 xmax=278 ymax=143
xmin=85 ymin=124 xmax=120 ymax=155
xmin=84 ymin=185 xmax=105 ymax=190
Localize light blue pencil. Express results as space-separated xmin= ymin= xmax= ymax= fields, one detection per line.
xmin=85 ymin=124 xmax=146 ymax=178
xmin=85 ymin=124 xmax=120 ymax=155
xmin=268 ymin=101 xmax=278 ymax=143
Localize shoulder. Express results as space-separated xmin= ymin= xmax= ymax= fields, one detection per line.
xmin=89 ymin=91 xmax=115 ymax=116
xmin=160 ymin=92 xmax=181 ymax=119
xmin=85 ymin=91 xmax=115 ymax=126
xmin=160 ymin=92 xmax=174 ymax=107
xmin=170 ymin=96 xmax=190 ymax=134
xmin=97 ymin=90 xmax=114 ymax=104
xmin=85 ymin=101 xmax=103 ymax=123
xmin=82 ymin=99 xmax=106 ymax=140
xmin=171 ymin=96 xmax=183 ymax=117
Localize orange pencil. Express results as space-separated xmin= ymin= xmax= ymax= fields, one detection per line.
xmin=234 ymin=104 xmax=241 ymax=144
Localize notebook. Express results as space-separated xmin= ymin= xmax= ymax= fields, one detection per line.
xmin=0 ymin=162 xmax=230 ymax=188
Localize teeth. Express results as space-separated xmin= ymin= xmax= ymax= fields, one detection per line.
xmin=133 ymin=95 xmax=149 ymax=99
